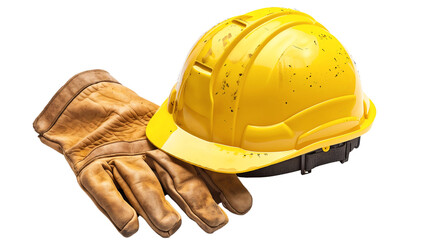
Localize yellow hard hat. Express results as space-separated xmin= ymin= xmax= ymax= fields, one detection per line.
xmin=147 ymin=7 xmax=376 ymax=174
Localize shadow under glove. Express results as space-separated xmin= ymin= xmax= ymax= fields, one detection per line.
xmin=33 ymin=70 xmax=252 ymax=237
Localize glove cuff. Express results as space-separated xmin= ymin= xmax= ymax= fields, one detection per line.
xmin=33 ymin=69 xmax=119 ymax=135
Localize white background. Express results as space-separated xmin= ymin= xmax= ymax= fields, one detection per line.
xmin=1 ymin=0 xmax=425 ymax=239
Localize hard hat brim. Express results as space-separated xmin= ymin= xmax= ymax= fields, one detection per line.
xmin=147 ymin=99 xmax=376 ymax=174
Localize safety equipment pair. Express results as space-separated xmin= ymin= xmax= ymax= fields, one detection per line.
xmin=33 ymin=70 xmax=252 ymax=237
xmin=34 ymin=6 xmax=376 ymax=238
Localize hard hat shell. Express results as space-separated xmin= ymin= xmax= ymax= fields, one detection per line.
xmin=147 ymin=7 xmax=376 ymax=173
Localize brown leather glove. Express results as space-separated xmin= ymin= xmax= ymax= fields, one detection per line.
xmin=33 ymin=70 xmax=252 ymax=237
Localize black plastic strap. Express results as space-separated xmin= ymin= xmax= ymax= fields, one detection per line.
xmin=237 ymin=137 xmax=360 ymax=177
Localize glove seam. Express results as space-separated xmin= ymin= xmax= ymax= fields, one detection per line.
xmin=74 ymin=139 xmax=155 ymax=176
xmin=76 ymin=152 xmax=144 ymax=177
xmin=83 ymin=138 xmax=150 ymax=158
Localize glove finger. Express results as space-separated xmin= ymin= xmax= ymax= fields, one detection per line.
xmin=145 ymin=150 xmax=228 ymax=233
xmin=78 ymin=161 xmax=138 ymax=237
xmin=112 ymin=155 xmax=181 ymax=238
xmin=197 ymin=169 xmax=253 ymax=215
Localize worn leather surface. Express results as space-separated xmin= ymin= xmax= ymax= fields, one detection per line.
xmin=33 ymin=70 xmax=252 ymax=237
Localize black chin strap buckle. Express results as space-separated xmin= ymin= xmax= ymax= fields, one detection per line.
xmin=299 ymin=137 xmax=360 ymax=175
